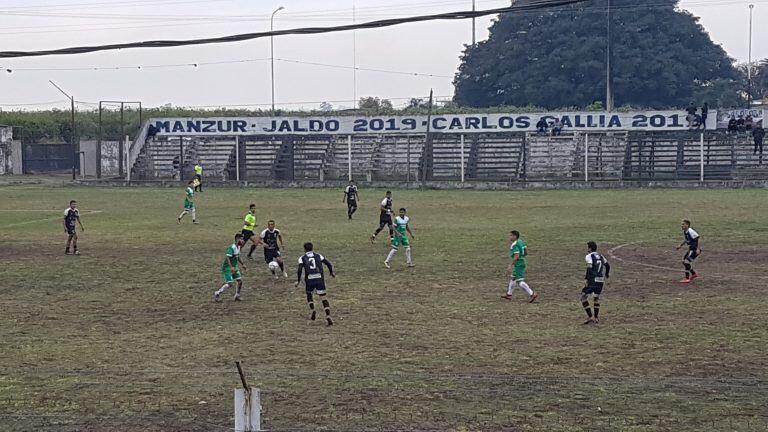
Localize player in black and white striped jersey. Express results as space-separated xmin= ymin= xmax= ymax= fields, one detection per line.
xmin=296 ymin=242 xmax=336 ymax=326
xmin=582 ymin=241 xmax=610 ymax=325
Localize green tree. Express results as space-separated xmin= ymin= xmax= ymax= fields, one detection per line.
xmin=748 ymin=59 xmax=768 ymax=102
xmin=454 ymin=0 xmax=739 ymax=109
xmin=358 ymin=97 xmax=394 ymax=114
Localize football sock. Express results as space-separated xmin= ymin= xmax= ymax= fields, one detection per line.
xmin=593 ymin=297 xmax=600 ymax=319
xmin=191 ymin=209 xmax=197 ymax=221
xmin=405 ymin=247 xmax=412 ymax=265
xmin=385 ymin=248 xmax=397 ymax=263
xmin=216 ymin=283 xmax=230 ymax=295
xmin=235 ymin=282 xmax=242 ymax=295
xmin=507 ymin=280 xmax=516 ymax=296
xmin=582 ymin=301 xmax=593 ymax=318
xmin=248 ymin=245 xmax=257 ymax=257
xmin=322 ymin=298 xmax=331 ymax=317
xmin=519 ymin=281 xmax=533 ymax=296
xmin=684 ymin=263 xmax=692 ymax=278
xmin=178 ymin=211 xmax=186 ymax=220
xmin=278 ymin=262 xmax=285 ymax=271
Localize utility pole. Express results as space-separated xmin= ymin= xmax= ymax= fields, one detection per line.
xmin=471 ymin=0 xmax=476 ymax=45
xmin=606 ymin=0 xmax=613 ymax=112
xmin=748 ymin=4 xmax=754 ymax=107
xmin=353 ymin=1 xmax=357 ymax=109
xmin=50 ymin=80 xmax=77 ymax=180
xmin=270 ymin=6 xmax=285 ymax=114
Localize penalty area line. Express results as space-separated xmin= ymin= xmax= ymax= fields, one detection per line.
xmin=607 ymin=241 xmax=768 ymax=280
xmin=1 ymin=210 xmax=104 ymax=229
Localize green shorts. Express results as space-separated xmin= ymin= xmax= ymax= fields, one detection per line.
xmin=391 ymin=235 xmax=410 ymax=249
xmin=184 ymin=199 xmax=194 ymax=210
xmin=222 ymin=266 xmax=242 ymax=283
xmin=512 ymin=265 xmax=526 ymax=281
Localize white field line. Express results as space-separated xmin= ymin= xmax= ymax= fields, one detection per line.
xmin=607 ymin=241 xmax=768 ymax=280
xmin=1 ymin=210 xmax=104 ymax=229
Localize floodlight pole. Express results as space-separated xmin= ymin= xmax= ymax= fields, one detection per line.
xmin=271 ymin=6 xmax=285 ymax=114
xmin=49 ymin=80 xmax=77 ymax=180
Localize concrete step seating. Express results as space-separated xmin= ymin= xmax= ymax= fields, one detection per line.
xmin=141 ymin=138 xmax=185 ymax=178
xmin=293 ymin=139 xmax=331 ymax=180
xmin=432 ymin=136 xmax=466 ymax=179
xmin=525 ymin=134 xmax=576 ymax=180
xmin=325 ymin=136 xmax=378 ymax=180
xmin=244 ymin=139 xmax=283 ymax=178
xmin=473 ymin=135 xmax=524 ymax=180
xmin=186 ymin=140 xmax=237 ymax=179
xmin=373 ymin=136 xmax=424 ymax=180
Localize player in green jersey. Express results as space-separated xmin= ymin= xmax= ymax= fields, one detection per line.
xmin=384 ymin=208 xmax=415 ymax=268
xmin=502 ymin=230 xmax=538 ymax=303
xmin=177 ymin=180 xmax=198 ymax=224
xmin=214 ymin=233 xmax=247 ymax=302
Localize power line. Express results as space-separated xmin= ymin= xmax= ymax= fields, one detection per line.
xmin=0 ymin=0 xmax=585 ymax=59
xmin=1 ymin=57 xmax=451 ymax=78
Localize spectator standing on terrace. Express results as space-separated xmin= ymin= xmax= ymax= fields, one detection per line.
xmin=728 ymin=116 xmax=738 ymax=134
xmin=552 ymin=119 xmax=563 ymax=136
xmin=753 ymin=124 xmax=765 ymax=156
xmin=536 ymin=117 xmax=549 ymax=135
xmin=685 ymin=103 xmax=697 ymax=128
xmin=700 ymin=102 xmax=709 ymax=129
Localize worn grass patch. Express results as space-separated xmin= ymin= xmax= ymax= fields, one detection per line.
xmin=1 ymin=185 xmax=766 ymax=431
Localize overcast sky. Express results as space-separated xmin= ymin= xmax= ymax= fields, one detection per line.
xmin=0 ymin=0 xmax=766 ymax=111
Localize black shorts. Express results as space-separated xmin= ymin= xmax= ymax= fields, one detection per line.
xmin=347 ymin=199 xmax=358 ymax=208
xmin=582 ymin=283 xmax=604 ymax=296
xmin=684 ymin=249 xmax=700 ymax=262
xmin=65 ymin=226 xmax=76 ymax=236
xmin=264 ymin=248 xmax=281 ymax=263
xmin=305 ymin=280 xmax=327 ymax=294
xmin=242 ymin=230 xmax=255 ymax=242
xmin=379 ymin=214 xmax=393 ymax=227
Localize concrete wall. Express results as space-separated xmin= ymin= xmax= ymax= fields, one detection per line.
xmin=80 ymin=140 xmax=121 ymax=178
xmin=0 ymin=126 xmax=13 ymax=175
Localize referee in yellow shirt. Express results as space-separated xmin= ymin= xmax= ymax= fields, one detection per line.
xmin=194 ymin=162 xmax=203 ymax=192
xmin=242 ymin=204 xmax=259 ymax=259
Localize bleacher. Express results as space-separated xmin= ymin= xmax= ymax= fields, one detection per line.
xmin=185 ymin=138 xmax=237 ymax=180
xmin=373 ymin=135 xmax=424 ymax=181
xmin=132 ymin=128 xmax=768 ymax=183
xmin=292 ymin=137 xmax=331 ymax=180
xmin=471 ymin=134 xmax=525 ymax=181
xmin=242 ymin=137 xmax=283 ymax=179
xmin=431 ymin=135 xmax=465 ymax=179
xmin=324 ymin=135 xmax=378 ymax=181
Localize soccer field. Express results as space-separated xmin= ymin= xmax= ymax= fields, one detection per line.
xmin=1 ymin=183 xmax=767 ymax=431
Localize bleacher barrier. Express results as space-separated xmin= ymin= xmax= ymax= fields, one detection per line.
xmin=124 ymin=130 xmax=766 ymax=184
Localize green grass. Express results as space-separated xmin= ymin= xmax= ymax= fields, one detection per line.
xmin=1 ymin=184 xmax=767 ymax=431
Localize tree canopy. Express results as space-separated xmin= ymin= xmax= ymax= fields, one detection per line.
xmin=454 ymin=0 xmax=740 ymax=109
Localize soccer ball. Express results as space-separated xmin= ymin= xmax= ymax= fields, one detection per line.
xmin=268 ymin=261 xmax=280 ymax=271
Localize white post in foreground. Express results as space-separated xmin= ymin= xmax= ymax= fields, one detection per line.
xmin=125 ymin=135 xmax=131 ymax=181
xmin=584 ymin=133 xmax=589 ymax=182
xmin=700 ymin=132 xmax=705 ymax=182
xmin=235 ymin=136 xmax=241 ymax=182
xmin=234 ymin=388 xmax=261 ymax=432
xmin=460 ymin=134 xmax=465 ymax=183
xmin=347 ymin=135 xmax=352 ymax=181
